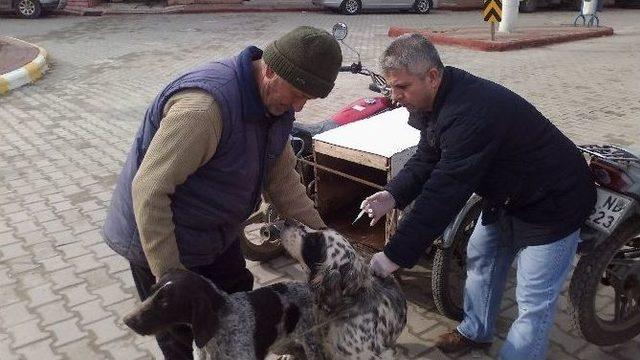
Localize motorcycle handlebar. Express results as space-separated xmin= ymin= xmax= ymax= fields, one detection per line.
xmin=340 ymin=63 xmax=391 ymax=97
xmin=339 ymin=62 xmax=362 ymax=73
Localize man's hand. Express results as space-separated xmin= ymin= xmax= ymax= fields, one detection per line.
xmin=369 ymin=252 xmax=400 ymax=277
xmin=360 ymin=190 xmax=396 ymax=226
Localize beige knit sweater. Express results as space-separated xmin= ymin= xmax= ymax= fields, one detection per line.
xmin=131 ymin=89 xmax=325 ymax=277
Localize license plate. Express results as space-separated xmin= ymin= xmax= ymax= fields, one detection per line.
xmin=585 ymin=188 xmax=634 ymax=234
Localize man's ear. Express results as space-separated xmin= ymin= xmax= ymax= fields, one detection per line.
xmin=426 ymin=67 xmax=440 ymax=88
xmin=191 ymin=297 xmax=217 ymax=348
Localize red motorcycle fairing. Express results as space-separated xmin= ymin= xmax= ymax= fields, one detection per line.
xmin=331 ymin=96 xmax=393 ymax=125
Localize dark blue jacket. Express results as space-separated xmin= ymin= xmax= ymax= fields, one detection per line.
xmin=385 ymin=67 xmax=596 ymax=268
xmin=103 ymin=47 xmax=294 ymax=268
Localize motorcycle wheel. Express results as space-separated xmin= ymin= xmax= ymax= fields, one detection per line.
xmin=239 ymin=204 xmax=285 ymax=262
xmin=568 ymin=217 xmax=640 ymax=346
xmin=431 ymin=202 xmax=482 ymax=321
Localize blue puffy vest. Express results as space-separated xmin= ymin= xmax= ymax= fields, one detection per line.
xmin=103 ymin=47 xmax=294 ymax=268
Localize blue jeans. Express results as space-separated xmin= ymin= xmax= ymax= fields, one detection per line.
xmin=457 ymin=219 xmax=579 ymax=360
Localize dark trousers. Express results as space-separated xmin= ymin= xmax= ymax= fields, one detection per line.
xmin=130 ymin=240 xmax=254 ymax=360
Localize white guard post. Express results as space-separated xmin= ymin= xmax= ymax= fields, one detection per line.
xmin=498 ymin=0 xmax=519 ymax=33
xmin=582 ymin=0 xmax=598 ymax=15
xmin=574 ymin=0 xmax=600 ymax=27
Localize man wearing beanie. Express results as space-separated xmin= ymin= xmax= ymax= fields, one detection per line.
xmin=103 ymin=26 xmax=342 ymax=358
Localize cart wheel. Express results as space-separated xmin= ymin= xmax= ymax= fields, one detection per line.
xmin=240 ymin=204 xmax=285 ymax=262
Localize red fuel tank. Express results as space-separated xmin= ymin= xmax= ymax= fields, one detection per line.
xmin=331 ymin=96 xmax=393 ymax=126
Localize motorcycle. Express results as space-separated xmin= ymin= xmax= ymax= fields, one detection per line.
xmin=439 ymin=144 xmax=640 ymax=342
xmin=239 ymin=22 xmax=481 ymax=322
xmin=568 ymin=144 xmax=640 ymax=345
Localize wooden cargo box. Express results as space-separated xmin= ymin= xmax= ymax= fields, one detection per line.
xmin=312 ymin=107 xmax=419 ymax=252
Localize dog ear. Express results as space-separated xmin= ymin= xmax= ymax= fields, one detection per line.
xmin=302 ymin=231 xmax=326 ymax=271
xmin=312 ymin=268 xmax=343 ymax=312
xmin=338 ymin=261 xmax=369 ymax=297
xmin=191 ymin=296 xmax=217 ymax=348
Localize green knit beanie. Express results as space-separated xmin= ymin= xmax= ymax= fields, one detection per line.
xmin=263 ymin=26 xmax=342 ymax=99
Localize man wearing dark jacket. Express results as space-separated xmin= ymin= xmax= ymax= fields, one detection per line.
xmin=361 ymin=34 xmax=595 ymax=359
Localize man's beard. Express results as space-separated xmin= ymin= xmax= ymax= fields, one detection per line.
xmin=407 ymin=108 xmax=430 ymax=122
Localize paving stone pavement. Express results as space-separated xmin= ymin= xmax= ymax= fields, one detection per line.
xmin=1 ymin=9 xmax=640 ymax=360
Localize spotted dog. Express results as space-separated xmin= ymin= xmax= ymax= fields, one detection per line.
xmin=123 ymin=269 xmax=325 ymax=360
xmin=280 ymin=221 xmax=408 ymax=360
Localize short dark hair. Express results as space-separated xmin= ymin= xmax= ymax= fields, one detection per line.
xmin=380 ymin=33 xmax=444 ymax=76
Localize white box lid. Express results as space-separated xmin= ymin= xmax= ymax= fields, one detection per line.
xmin=312 ymin=107 xmax=419 ymax=158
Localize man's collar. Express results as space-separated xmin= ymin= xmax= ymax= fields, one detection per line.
xmin=238 ymin=46 xmax=269 ymax=123
xmin=428 ymin=66 xmax=452 ymax=119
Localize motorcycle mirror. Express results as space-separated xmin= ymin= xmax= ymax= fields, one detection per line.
xmin=332 ymin=23 xmax=348 ymax=41
xmin=331 ymin=23 xmax=361 ymax=68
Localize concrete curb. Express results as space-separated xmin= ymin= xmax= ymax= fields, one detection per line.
xmin=0 ymin=38 xmax=48 ymax=95
xmin=388 ymin=25 xmax=615 ymax=51
xmin=60 ymin=4 xmax=323 ymax=15
xmin=57 ymin=4 xmax=482 ymax=16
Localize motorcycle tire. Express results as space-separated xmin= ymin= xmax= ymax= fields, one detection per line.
xmin=239 ymin=206 xmax=285 ymax=262
xmin=568 ymin=217 xmax=640 ymax=346
xmin=431 ymin=202 xmax=482 ymax=321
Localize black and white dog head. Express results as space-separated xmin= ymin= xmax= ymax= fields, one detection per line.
xmin=281 ymin=221 xmax=408 ymax=359
xmin=280 ymin=220 xmax=371 ymax=312
xmin=124 ymin=269 xmax=226 ymax=348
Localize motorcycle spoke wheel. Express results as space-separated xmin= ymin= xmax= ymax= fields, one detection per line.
xmin=611 ymin=276 xmax=640 ymax=323
xmin=599 ymin=277 xmax=640 ymax=325
xmin=569 ymin=218 xmax=640 ymax=345
xmin=595 ymin=253 xmax=640 ymax=324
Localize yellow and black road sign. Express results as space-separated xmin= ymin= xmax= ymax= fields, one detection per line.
xmin=483 ymin=0 xmax=502 ymax=23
